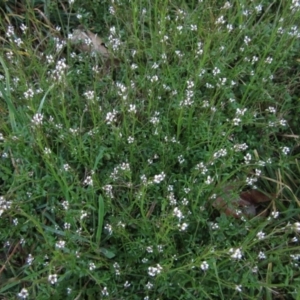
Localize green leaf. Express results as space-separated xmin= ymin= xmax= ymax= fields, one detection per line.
xmin=99 ymin=247 xmax=115 ymax=259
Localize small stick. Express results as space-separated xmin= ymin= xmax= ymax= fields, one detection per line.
xmin=146 ymin=202 xmax=156 ymax=218
xmin=0 ymin=241 xmax=20 ymax=275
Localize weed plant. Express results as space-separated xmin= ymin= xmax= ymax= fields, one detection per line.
xmin=0 ymin=0 xmax=300 ymax=299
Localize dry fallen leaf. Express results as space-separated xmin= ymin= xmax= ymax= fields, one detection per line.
xmin=240 ymin=190 xmax=271 ymax=204
xmin=212 ymin=185 xmax=271 ymax=219
xmin=70 ymin=27 xmax=110 ymax=58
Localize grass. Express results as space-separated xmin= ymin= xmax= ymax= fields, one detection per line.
xmin=0 ymin=0 xmax=300 ymax=299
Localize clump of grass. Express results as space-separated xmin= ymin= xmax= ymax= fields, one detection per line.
xmin=0 ymin=0 xmax=300 ymax=299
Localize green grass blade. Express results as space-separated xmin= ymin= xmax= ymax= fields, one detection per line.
xmin=0 ymin=56 xmax=18 ymax=132
xmin=37 ymin=84 xmax=55 ymax=113
xmin=96 ymin=195 xmax=105 ymax=246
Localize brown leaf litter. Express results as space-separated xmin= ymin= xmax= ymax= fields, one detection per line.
xmin=212 ymin=185 xmax=272 ymax=219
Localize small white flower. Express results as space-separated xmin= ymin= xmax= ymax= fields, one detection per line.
xmin=279 ymin=119 xmax=287 ymax=126
xmin=292 ymin=222 xmax=300 ymax=232
xmin=178 ymin=222 xmax=188 ymax=231
xmin=20 ymin=24 xmax=28 ymax=33
xmin=184 ymin=188 xmax=190 ymax=194
xmin=182 ymin=198 xmax=188 ymax=205
xmin=200 ymin=261 xmax=209 ymax=271
xmin=63 ymin=164 xmax=71 ymax=171
xmin=190 ymin=24 xmax=197 ymax=31
xmin=256 ymin=231 xmax=265 ymax=240
xmin=229 ymin=248 xmax=243 ymax=260
xmin=145 ymin=281 xmax=153 ymax=289
xmin=124 ymin=281 xmax=131 ymax=288
xmin=105 ymin=110 xmax=118 ymax=124
xmin=175 ymin=50 xmax=184 ymax=58
xmin=44 ymin=148 xmax=51 ymax=155
xmin=62 ymin=200 xmax=69 ymax=210
xmin=64 ymin=222 xmax=71 ymax=230
xmin=271 ymin=211 xmax=279 ymax=219
xmin=233 ymin=118 xmax=241 ymax=126
xmin=31 ymin=113 xmax=43 ymax=126
xmin=244 ymin=36 xmax=251 ymax=45
xmin=258 ymin=251 xmax=266 ymax=259
xmin=146 ymin=246 xmax=153 ymax=253
xmin=148 ymin=264 xmax=163 ymax=277
xmin=46 ymin=54 xmax=54 ymax=64
xmin=83 ymin=176 xmax=93 ymax=186
xmin=222 ymin=2 xmax=232 ymax=9
xmin=18 ymin=288 xmax=29 ymax=299
xmin=89 ymin=262 xmax=96 ymax=271
xmin=215 ymin=15 xmax=225 ymax=25
xmin=255 ymin=169 xmax=262 ymax=177
xmin=109 ymin=6 xmax=115 ymax=14
xmin=101 ymin=287 xmax=109 ymax=296
xmin=55 ymin=240 xmax=66 ymax=249
xmin=178 ymin=155 xmax=185 ymax=164
xmin=211 ymin=223 xmax=219 ymax=230
xmin=244 ymin=153 xmax=252 ymax=164
xmin=246 ymin=176 xmax=257 ymax=186
xmin=117 ymin=221 xmax=125 ymax=228
xmin=128 ymin=136 xmax=134 ymax=144
xmin=24 ymin=88 xmax=34 ymax=99
xmin=235 ymin=285 xmax=242 ymax=292
xmin=227 ymin=24 xmax=233 ymax=32
xmin=152 ymin=62 xmax=159 ymax=69
xmin=131 ymin=63 xmax=138 ymax=70
xmin=157 ymin=244 xmax=163 ymax=252
xmin=0 ymin=196 xmax=12 ymax=216
xmin=213 ymin=149 xmax=227 ymax=158
xmin=281 ymin=147 xmax=290 ymax=155
xmin=205 ymin=175 xmax=213 ymax=185
xmin=233 ymin=143 xmax=248 ymax=152
xmin=83 ymin=90 xmax=95 ymax=100
xmin=153 ymin=172 xmax=165 ymax=183
xmin=265 ymin=106 xmax=276 ymax=113
xmin=212 ymin=67 xmax=221 ymax=76
xmin=252 ymin=266 xmax=258 ymax=273
xmin=80 ymin=210 xmax=88 ymax=220
xmin=173 ymin=207 xmax=184 ymax=220
xmin=150 ymin=112 xmax=160 ymax=125
xmin=291 ymin=236 xmax=298 ymax=243
xmin=255 ymin=4 xmax=263 ymax=13
xmin=113 ymin=262 xmax=120 ymax=275
xmin=265 ymin=56 xmax=273 ymax=64
xmin=26 ymin=254 xmax=34 ymax=265
xmin=236 ymin=108 xmax=247 ymax=116
xmin=104 ymin=223 xmax=113 ymax=235
xmin=150 ymin=75 xmax=158 ymax=82
xmin=128 ymin=104 xmax=137 ymax=113
xmin=48 ymin=274 xmax=58 ymax=284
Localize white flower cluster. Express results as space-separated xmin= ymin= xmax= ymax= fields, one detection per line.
xmin=108 ymin=26 xmax=122 ymax=52
xmin=229 ymin=248 xmax=243 ymax=260
xmin=50 ymin=58 xmax=68 ymax=81
xmin=31 ymin=113 xmax=43 ymax=126
xmin=148 ymin=264 xmax=163 ymax=276
xmin=0 ymin=196 xmax=12 ymax=216
xmin=153 ymin=172 xmax=166 ymax=184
